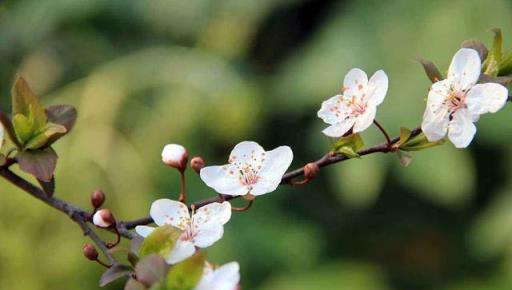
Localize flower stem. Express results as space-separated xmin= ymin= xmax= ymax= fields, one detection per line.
xmin=373 ymin=120 xmax=392 ymax=149
xmin=178 ymin=171 xmax=186 ymax=203
xmin=232 ymin=199 xmax=254 ymax=212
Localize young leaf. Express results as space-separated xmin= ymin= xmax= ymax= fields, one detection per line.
xmin=124 ymin=279 xmax=147 ymax=290
xmin=483 ymin=28 xmax=503 ymax=76
xmin=45 ymin=105 xmax=77 ymax=144
xmin=399 ymin=132 xmax=444 ymax=151
xmin=396 ymin=150 xmax=413 ymax=167
xmin=139 ymin=225 xmax=182 ymax=260
xmin=99 ymin=263 xmax=133 ymax=287
xmin=461 ymin=39 xmax=488 ymax=60
xmin=135 ymin=255 xmax=169 ymax=287
xmin=17 ymin=147 xmax=58 ymax=181
xmin=11 ymin=77 xmax=47 ymax=133
xmin=416 ymin=59 xmax=443 ymax=83
xmin=498 ymin=51 xmax=512 ymax=76
xmin=398 ymin=127 xmax=412 ymax=145
xmin=12 ymin=113 xmax=34 ymax=144
xmin=166 ymin=252 xmax=205 ymax=290
xmin=332 ymin=133 xmax=364 ymax=158
xmin=0 ymin=111 xmax=21 ymax=148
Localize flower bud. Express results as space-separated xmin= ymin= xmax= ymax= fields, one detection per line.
xmin=304 ymin=162 xmax=319 ymax=180
xmin=90 ymin=190 xmax=106 ymax=209
xmin=83 ymin=243 xmax=98 ymax=261
xmin=162 ymin=144 xmax=188 ymax=172
xmin=190 ymin=156 xmax=205 ymax=174
xmin=93 ymin=209 xmax=115 ymax=228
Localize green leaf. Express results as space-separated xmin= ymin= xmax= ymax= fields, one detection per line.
xmin=99 ymin=263 xmax=133 ymax=287
xmin=12 ymin=113 xmax=34 ymax=144
xmin=399 ymin=132 xmax=444 ymax=151
xmin=45 ymin=105 xmax=77 ymax=144
xmin=483 ymin=28 xmax=503 ymax=76
xmin=166 ymin=252 xmax=205 ymax=290
xmin=139 ymin=225 xmax=182 ymax=260
xmin=461 ymin=39 xmax=488 ymax=61
xmin=416 ymin=59 xmax=443 ymax=83
xmin=498 ymin=51 xmax=512 ymax=76
xmin=398 ymin=127 xmax=412 ymax=145
xmin=23 ymin=123 xmax=67 ymax=150
xmin=17 ymin=147 xmax=58 ymax=181
xmin=124 ymin=279 xmax=148 ymax=290
xmin=396 ymin=150 xmax=412 ymax=167
xmin=24 ymin=131 xmax=49 ymax=150
xmin=135 ymin=255 xmax=168 ymax=288
xmin=11 ymin=77 xmax=47 ymax=133
xmin=332 ymin=134 xmax=364 ymax=158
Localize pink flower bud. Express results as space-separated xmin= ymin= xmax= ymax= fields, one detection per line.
xmin=161 ymin=144 xmax=188 ymax=172
xmin=90 ymin=190 xmax=106 ymax=209
xmin=93 ymin=209 xmax=115 ymax=228
xmin=83 ymin=243 xmax=98 ymax=261
xmin=304 ymin=162 xmax=319 ymax=180
xmin=190 ymin=156 xmax=205 ymax=174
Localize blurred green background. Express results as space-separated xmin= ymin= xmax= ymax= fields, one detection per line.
xmin=1 ymin=0 xmax=512 ymax=289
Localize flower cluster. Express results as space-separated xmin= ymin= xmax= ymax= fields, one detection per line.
xmin=125 ymin=38 xmax=510 ymax=290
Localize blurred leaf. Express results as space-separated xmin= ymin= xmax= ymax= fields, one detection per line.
xmin=99 ymin=263 xmax=132 ymax=287
xmin=396 ymin=150 xmax=412 ymax=167
xmin=332 ymin=154 xmax=385 ymax=208
xmin=461 ymin=39 xmax=488 ymax=61
xmin=17 ymin=147 xmax=58 ymax=181
xmin=131 ymin=236 xmax=144 ymax=254
xmin=139 ymin=225 xmax=181 ymax=260
xmin=0 ymin=111 xmax=20 ymax=148
xmin=166 ymin=251 xmax=204 ymax=290
xmin=45 ymin=105 xmax=77 ymax=144
xmin=498 ymin=51 xmax=512 ymax=75
xmin=416 ymin=59 xmax=443 ymax=83
xmin=135 ymin=255 xmax=168 ymax=288
xmin=258 ymin=261 xmax=390 ymax=290
xmin=483 ymin=28 xmax=502 ymax=76
xmin=333 ymin=134 xmax=364 ymax=158
xmin=478 ymin=74 xmax=512 ymax=86
xmin=396 ymin=146 xmax=474 ymax=207
xmin=125 ymin=279 xmax=147 ymax=290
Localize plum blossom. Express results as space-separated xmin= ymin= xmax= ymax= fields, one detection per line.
xmin=135 ymin=199 xmax=231 ymax=264
xmin=318 ymin=68 xmax=389 ymax=137
xmin=199 ymin=141 xmax=293 ymax=197
xmin=92 ymin=209 xmax=114 ymax=228
xmin=0 ymin=123 xmax=4 ymax=148
xmin=195 ymin=262 xmax=240 ymax=290
xmin=421 ymin=48 xmax=508 ymax=148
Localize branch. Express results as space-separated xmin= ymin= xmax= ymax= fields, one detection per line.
xmin=120 ymin=127 xmax=422 ymax=230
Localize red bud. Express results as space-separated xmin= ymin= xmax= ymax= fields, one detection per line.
xmin=91 ymin=190 xmax=106 ymax=209
xmin=83 ymin=243 xmax=98 ymax=261
xmin=304 ymin=163 xmax=319 ymax=180
xmin=190 ymin=156 xmax=205 ymax=174
xmin=93 ymin=209 xmax=115 ymax=228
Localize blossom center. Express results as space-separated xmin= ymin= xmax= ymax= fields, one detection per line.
xmin=445 ymin=90 xmax=466 ymax=113
xmin=347 ymin=96 xmax=367 ymax=116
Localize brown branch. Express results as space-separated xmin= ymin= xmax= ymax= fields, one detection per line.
xmin=120 ymin=127 xmax=422 ymax=230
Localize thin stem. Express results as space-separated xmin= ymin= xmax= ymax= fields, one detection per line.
xmin=373 ymin=119 xmax=392 ymax=149
xmin=107 ymin=224 xmax=122 ymax=249
xmin=232 ymin=199 xmax=254 ymax=212
xmin=76 ymin=218 xmax=116 ymax=264
xmin=178 ymin=171 xmax=186 ymax=203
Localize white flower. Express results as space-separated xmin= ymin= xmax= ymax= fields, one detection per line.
xmin=135 ymin=199 xmax=231 ymax=264
xmin=199 ymin=141 xmax=293 ymax=197
xmin=317 ymin=68 xmax=389 ymax=137
xmin=421 ymin=48 xmax=508 ymax=148
xmin=162 ymin=144 xmax=188 ymax=170
xmin=194 ymin=262 xmax=240 ymax=290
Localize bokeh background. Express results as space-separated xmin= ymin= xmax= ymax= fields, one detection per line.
xmin=1 ymin=0 xmax=512 ymax=289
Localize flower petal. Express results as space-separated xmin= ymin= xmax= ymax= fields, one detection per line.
xmin=466 ymin=83 xmax=508 ymax=115
xmin=0 ymin=123 xmax=4 ymax=149
xmin=448 ymin=108 xmax=477 ymax=148
xmin=150 ymin=199 xmax=190 ymax=229
xmin=448 ymin=48 xmax=481 ymax=91
xmin=228 ymin=141 xmax=265 ymax=165
xmin=252 ymin=146 xmax=293 ymax=196
xmin=200 ymin=165 xmax=247 ymax=196
xmin=317 ymin=95 xmax=347 ymax=125
xmin=352 ymin=105 xmax=376 ymax=133
xmin=166 ymin=239 xmax=196 ymax=264
xmin=135 ymin=225 xmax=155 ymax=238
xmin=421 ymin=105 xmax=450 ymax=142
xmin=344 ymin=68 xmax=368 ymax=92
xmin=321 ymin=118 xmax=355 ymax=138
xmin=195 ymin=262 xmax=240 ymax=290
xmin=367 ymin=70 xmax=388 ymax=106
xmin=426 ymin=80 xmax=450 ymax=107
xmin=192 ymin=203 xmax=231 ymax=248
